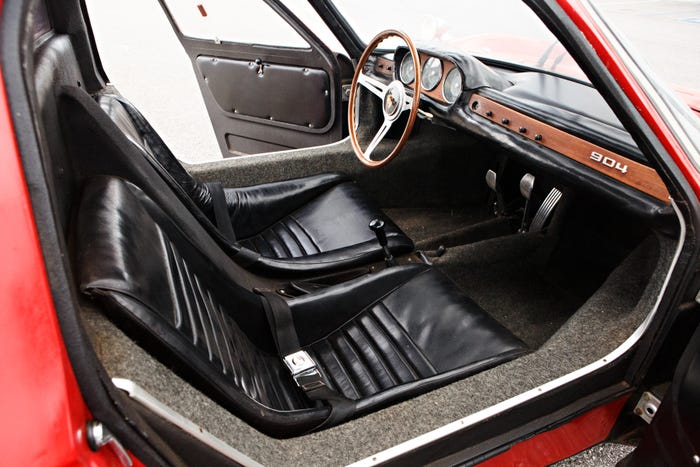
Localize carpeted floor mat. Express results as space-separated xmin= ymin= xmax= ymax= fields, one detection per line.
xmin=432 ymin=233 xmax=597 ymax=349
xmin=384 ymin=207 xmax=490 ymax=245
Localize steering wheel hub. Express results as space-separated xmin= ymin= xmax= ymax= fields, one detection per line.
xmin=383 ymin=81 xmax=405 ymax=120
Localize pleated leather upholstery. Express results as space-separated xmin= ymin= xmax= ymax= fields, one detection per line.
xmin=310 ymin=302 xmax=437 ymax=400
xmin=238 ymin=182 xmax=411 ymax=260
xmin=162 ymin=239 xmax=310 ymax=411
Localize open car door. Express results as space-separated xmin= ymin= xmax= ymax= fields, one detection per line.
xmin=157 ymin=0 xmax=348 ymax=156
xmin=623 ymin=321 xmax=700 ymax=466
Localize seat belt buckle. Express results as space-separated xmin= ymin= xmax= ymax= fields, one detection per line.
xmin=283 ymin=350 xmax=326 ymax=391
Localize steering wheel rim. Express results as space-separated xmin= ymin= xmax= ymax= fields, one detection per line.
xmin=349 ymin=30 xmax=422 ymax=168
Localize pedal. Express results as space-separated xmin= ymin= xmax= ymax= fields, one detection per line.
xmin=518 ymin=173 xmax=535 ymax=233
xmin=485 ymin=169 xmax=506 ymax=216
xmin=529 ymin=188 xmax=563 ymax=232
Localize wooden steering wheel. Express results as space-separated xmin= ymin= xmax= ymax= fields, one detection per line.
xmin=349 ymin=30 xmax=421 ymax=168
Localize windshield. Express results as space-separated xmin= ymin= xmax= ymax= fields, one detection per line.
xmin=331 ymin=0 xmax=588 ymax=81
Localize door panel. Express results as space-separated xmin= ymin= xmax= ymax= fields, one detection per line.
xmin=196 ymin=57 xmax=331 ymax=130
xmin=158 ymin=1 xmax=346 ymax=157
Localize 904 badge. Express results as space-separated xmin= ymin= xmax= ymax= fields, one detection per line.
xmin=590 ymin=151 xmax=628 ymax=175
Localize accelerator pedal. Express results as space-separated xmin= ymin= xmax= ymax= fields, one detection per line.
xmin=529 ymin=188 xmax=563 ymax=232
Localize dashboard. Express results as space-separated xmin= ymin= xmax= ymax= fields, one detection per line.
xmin=367 ymin=47 xmax=670 ymax=205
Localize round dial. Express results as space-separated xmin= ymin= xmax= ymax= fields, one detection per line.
xmin=399 ymin=54 xmax=415 ymax=84
xmin=442 ymin=67 xmax=463 ymax=104
xmin=421 ymin=57 xmax=443 ymax=91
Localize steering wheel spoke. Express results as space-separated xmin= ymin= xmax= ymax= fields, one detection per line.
xmin=364 ymin=119 xmax=392 ymax=160
xmin=357 ymin=72 xmax=388 ymax=99
xmin=402 ymin=93 xmax=414 ymax=112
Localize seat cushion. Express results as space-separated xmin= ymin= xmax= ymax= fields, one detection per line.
xmin=238 ymin=180 xmax=413 ymax=260
xmin=308 ymin=269 xmax=527 ymax=400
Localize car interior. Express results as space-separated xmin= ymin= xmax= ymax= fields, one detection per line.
xmin=21 ymin=0 xmax=686 ymax=464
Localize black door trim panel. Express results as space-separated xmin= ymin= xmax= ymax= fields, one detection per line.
xmin=197 ymin=56 xmax=332 ymax=133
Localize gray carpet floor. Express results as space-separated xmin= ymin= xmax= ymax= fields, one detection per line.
xmin=384 ymin=207 xmax=491 ymax=246
xmin=432 ymin=233 xmax=598 ymax=349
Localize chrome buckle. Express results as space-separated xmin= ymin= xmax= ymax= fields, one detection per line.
xmin=283 ymin=350 xmax=326 ymax=392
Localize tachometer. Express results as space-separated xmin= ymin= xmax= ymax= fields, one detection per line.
xmin=421 ymin=57 xmax=442 ymax=91
xmin=442 ymin=67 xmax=463 ymax=104
xmin=399 ymin=54 xmax=415 ymax=84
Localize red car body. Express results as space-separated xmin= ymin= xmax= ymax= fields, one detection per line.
xmin=0 ymin=0 xmax=697 ymax=465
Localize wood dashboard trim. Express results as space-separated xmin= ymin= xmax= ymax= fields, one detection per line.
xmin=469 ymin=94 xmax=670 ymax=202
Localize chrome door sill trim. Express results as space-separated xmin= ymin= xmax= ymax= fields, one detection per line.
xmin=111 ymin=378 xmax=262 ymax=467
xmin=349 ymin=198 xmax=685 ymax=466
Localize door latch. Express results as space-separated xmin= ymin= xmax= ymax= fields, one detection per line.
xmin=634 ymin=391 xmax=661 ymax=423
xmin=86 ymin=420 xmax=133 ymax=466
xmin=255 ymin=58 xmax=265 ymax=76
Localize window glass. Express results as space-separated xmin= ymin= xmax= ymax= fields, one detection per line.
xmin=283 ymin=0 xmax=346 ymax=54
xmin=331 ymin=0 xmax=588 ymax=82
xmin=590 ymin=0 xmax=700 ymax=114
xmin=163 ymin=0 xmax=309 ymax=48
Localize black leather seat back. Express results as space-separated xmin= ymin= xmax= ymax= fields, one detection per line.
xmin=95 ymin=93 xmax=214 ymax=212
xmin=58 ymin=86 xmax=243 ymax=257
xmin=78 ymin=176 xmax=330 ymax=436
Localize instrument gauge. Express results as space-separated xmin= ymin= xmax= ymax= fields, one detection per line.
xmin=421 ymin=57 xmax=443 ymax=91
xmin=442 ymin=67 xmax=463 ymax=104
xmin=399 ymin=54 xmax=415 ymax=84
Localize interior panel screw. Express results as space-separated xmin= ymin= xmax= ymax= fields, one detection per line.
xmin=501 ymin=118 xmax=509 ymax=124
xmin=534 ymin=134 xmax=543 ymax=141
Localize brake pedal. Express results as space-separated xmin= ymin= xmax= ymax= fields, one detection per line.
xmin=485 ymin=169 xmax=506 ymax=216
xmin=529 ymin=188 xmax=563 ymax=232
xmin=518 ymin=173 xmax=535 ymax=232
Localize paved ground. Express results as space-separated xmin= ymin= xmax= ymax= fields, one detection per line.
xmin=554 ymin=442 xmax=635 ymax=466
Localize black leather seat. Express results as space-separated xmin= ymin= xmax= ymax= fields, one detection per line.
xmin=77 ymin=175 xmax=528 ymax=437
xmin=96 ymin=94 xmax=413 ymax=275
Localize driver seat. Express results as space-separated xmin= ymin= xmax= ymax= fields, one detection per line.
xmin=94 ymin=92 xmax=414 ymax=275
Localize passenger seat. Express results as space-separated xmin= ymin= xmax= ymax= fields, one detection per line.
xmin=95 ymin=93 xmax=413 ymax=276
